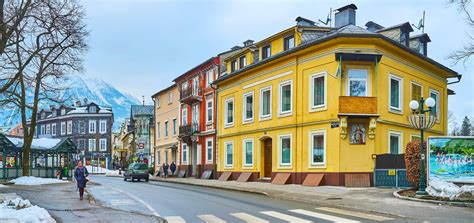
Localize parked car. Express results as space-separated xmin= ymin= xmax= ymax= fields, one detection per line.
xmin=123 ymin=163 xmax=149 ymax=182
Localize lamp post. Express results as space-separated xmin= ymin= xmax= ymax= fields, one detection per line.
xmin=408 ymin=97 xmax=436 ymax=196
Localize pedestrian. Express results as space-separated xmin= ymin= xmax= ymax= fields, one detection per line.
xmin=74 ymin=160 xmax=89 ymax=200
xmin=163 ymin=163 xmax=169 ymax=179
xmin=170 ymin=162 xmax=176 ymax=176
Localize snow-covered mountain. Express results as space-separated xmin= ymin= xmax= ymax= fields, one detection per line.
xmin=0 ymin=74 xmax=140 ymax=131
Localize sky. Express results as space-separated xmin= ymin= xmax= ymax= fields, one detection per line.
xmin=82 ymin=0 xmax=473 ymax=127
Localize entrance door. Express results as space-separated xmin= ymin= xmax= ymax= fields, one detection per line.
xmin=264 ymin=138 xmax=272 ymax=178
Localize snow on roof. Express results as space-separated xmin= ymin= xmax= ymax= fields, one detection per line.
xmin=7 ymin=137 xmax=62 ymax=150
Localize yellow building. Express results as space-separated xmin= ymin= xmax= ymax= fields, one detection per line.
xmin=214 ymin=4 xmax=460 ymax=186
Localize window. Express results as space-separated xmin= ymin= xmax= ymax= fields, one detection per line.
xmin=389 ymin=131 xmax=402 ymax=154
xmin=89 ymin=106 xmax=96 ymax=113
xmin=156 ymin=96 xmax=161 ymax=108
xmin=260 ymin=87 xmax=272 ymax=119
xmin=419 ymin=42 xmax=426 ymax=55
xmin=67 ymin=121 xmax=72 ymax=135
xmin=89 ymin=139 xmax=96 ymax=151
xmin=284 ymin=35 xmax=295 ymax=50
xmin=173 ymin=118 xmax=177 ymax=135
xmin=429 ymin=89 xmax=440 ymax=120
xmin=77 ymin=139 xmax=85 ymax=151
xmin=182 ymin=107 xmax=188 ymax=125
xmin=279 ymin=80 xmax=292 ymax=115
xmin=61 ymin=108 xmax=66 ymax=115
xmin=279 ymin=135 xmax=292 ymax=166
xmin=206 ymin=138 xmax=213 ymax=163
xmin=389 ymin=74 xmax=403 ymax=112
xmin=348 ymin=69 xmax=368 ymax=96
xmin=231 ymin=60 xmax=237 ymax=72
xmin=99 ymin=139 xmax=107 ymax=151
xmin=88 ymin=120 xmax=96 ymax=134
xmin=192 ymin=104 xmax=199 ymax=126
xmin=224 ymin=98 xmax=234 ymax=126
xmin=411 ymin=82 xmax=422 ymax=102
xmin=225 ymin=141 xmax=234 ymax=167
xmin=168 ymin=92 xmax=173 ymax=104
xmin=99 ymin=120 xmax=107 ymax=134
xmin=243 ymin=139 xmax=253 ymax=166
xmin=157 ymin=122 xmax=160 ymax=139
xmin=51 ymin=123 xmax=56 ymax=136
xmin=46 ymin=124 xmax=51 ymax=135
xmin=192 ymin=76 xmax=199 ymax=96
xmin=400 ymin=31 xmax=408 ymax=46
xmin=181 ymin=82 xmax=188 ymax=91
xmin=262 ymin=45 xmax=271 ymax=59
xmin=206 ymin=100 xmax=213 ymax=123
xmin=411 ymin=134 xmax=421 ymax=142
xmin=164 ymin=121 xmax=169 ymax=137
xmin=310 ymin=130 xmax=326 ymax=165
xmin=182 ymin=144 xmax=188 ymax=163
xmin=310 ymin=73 xmax=326 ymax=110
xmin=41 ymin=125 xmax=46 ymax=135
xmin=206 ymin=69 xmax=214 ymax=87
xmin=41 ymin=112 xmax=46 ymax=119
xmin=61 ymin=122 xmax=66 ymax=135
xmin=239 ymin=56 xmax=246 ymax=69
xmin=243 ymin=92 xmax=254 ymax=122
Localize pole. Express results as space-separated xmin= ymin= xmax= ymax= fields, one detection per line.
xmin=416 ymin=97 xmax=428 ymax=196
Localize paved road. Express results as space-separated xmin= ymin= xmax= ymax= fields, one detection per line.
xmin=89 ymin=175 xmax=399 ymax=223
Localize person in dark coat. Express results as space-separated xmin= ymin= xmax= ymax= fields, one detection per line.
xmin=170 ymin=162 xmax=176 ymax=176
xmin=74 ymin=160 xmax=89 ymax=200
xmin=163 ymin=163 xmax=169 ymax=178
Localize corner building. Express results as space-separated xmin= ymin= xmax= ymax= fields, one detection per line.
xmin=215 ymin=4 xmax=459 ymax=186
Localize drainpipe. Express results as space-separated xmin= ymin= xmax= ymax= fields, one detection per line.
xmin=210 ymin=65 xmax=219 ymax=179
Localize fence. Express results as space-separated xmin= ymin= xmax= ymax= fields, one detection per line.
xmin=373 ymin=154 xmax=413 ymax=188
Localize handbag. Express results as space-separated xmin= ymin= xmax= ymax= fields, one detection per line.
xmin=84 ymin=168 xmax=89 ymax=182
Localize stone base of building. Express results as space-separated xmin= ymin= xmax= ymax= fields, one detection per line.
xmin=178 ymin=164 xmax=217 ymax=179
xmin=216 ymin=171 xmax=373 ymax=186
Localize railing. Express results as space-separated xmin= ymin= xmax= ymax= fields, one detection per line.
xmin=180 ymin=85 xmax=202 ymax=103
xmin=179 ymin=122 xmax=200 ymax=136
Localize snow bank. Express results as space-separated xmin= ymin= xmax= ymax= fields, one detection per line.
xmin=0 ymin=184 xmax=9 ymax=188
xmin=10 ymin=176 xmax=67 ymax=186
xmin=0 ymin=196 xmax=55 ymax=223
xmin=104 ymin=170 xmax=122 ymax=177
xmin=85 ymin=165 xmax=114 ymax=174
xmin=426 ymin=179 xmax=474 ymax=200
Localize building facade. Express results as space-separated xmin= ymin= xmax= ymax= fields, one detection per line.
xmin=152 ymin=84 xmax=180 ymax=172
xmin=34 ymin=102 xmax=114 ymax=168
xmin=129 ymin=105 xmax=154 ymax=166
xmin=214 ymin=4 xmax=459 ymax=186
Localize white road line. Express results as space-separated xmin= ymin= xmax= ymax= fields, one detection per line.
xmin=165 ymin=216 xmax=186 ymax=223
xmin=260 ymin=211 xmax=312 ymax=223
xmin=316 ymin=207 xmax=394 ymax=222
xmin=230 ymin=212 xmax=269 ymax=223
xmin=290 ymin=209 xmax=359 ymax=223
xmin=197 ymin=214 xmax=227 ymax=223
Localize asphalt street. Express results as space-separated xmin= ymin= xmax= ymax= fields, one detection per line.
xmin=89 ymin=175 xmax=400 ymax=223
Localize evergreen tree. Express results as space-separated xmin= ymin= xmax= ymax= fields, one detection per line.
xmin=460 ymin=116 xmax=472 ymax=136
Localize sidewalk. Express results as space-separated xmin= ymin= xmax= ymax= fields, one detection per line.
xmin=1 ymin=181 xmax=161 ymax=222
xmin=149 ymin=176 xmax=474 ymax=220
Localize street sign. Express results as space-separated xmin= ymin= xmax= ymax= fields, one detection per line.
xmin=139 ymin=153 xmax=144 ymax=160
xmin=331 ymin=122 xmax=339 ymax=128
xmin=139 ymin=143 xmax=145 ymax=149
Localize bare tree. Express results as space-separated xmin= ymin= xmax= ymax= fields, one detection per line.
xmin=0 ymin=0 xmax=88 ymax=176
xmin=448 ymin=0 xmax=474 ymax=65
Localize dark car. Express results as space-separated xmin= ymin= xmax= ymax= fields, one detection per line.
xmin=123 ymin=163 xmax=149 ymax=182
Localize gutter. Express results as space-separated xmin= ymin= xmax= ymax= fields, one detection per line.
xmin=447 ymin=74 xmax=462 ymax=85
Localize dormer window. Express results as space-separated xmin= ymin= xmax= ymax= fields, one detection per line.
xmin=41 ymin=112 xmax=45 ymax=119
xmin=61 ymin=108 xmax=66 ymax=115
xmin=231 ymin=60 xmax=237 ymax=72
xmin=89 ymin=106 xmax=97 ymax=113
xmin=52 ymin=110 xmax=56 ymax=117
xmin=239 ymin=56 xmax=246 ymax=69
xmin=400 ymin=30 xmax=409 ymax=46
xmin=284 ymin=35 xmax=295 ymax=50
xmin=419 ymin=41 xmax=426 ymax=55
xmin=262 ymin=45 xmax=271 ymax=60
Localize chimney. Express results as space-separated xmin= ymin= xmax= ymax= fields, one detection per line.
xmin=243 ymin=40 xmax=254 ymax=47
xmin=335 ymin=4 xmax=357 ymax=28
xmin=365 ymin=21 xmax=384 ymax=32
xmin=49 ymin=105 xmax=56 ymax=110
xmin=75 ymin=100 xmax=81 ymax=107
xmin=295 ymin=16 xmax=316 ymax=26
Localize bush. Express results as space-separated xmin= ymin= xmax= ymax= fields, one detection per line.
xmin=405 ymin=141 xmax=428 ymax=188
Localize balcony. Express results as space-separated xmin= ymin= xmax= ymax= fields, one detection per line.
xmin=339 ymin=96 xmax=378 ymax=116
xmin=180 ymin=85 xmax=202 ymax=105
xmin=179 ymin=122 xmax=200 ymax=137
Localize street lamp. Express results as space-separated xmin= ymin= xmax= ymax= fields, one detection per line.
xmin=408 ymin=97 xmax=436 ymax=196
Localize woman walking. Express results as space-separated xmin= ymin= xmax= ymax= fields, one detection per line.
xmin=74 ymin=160 xmax=89 ymax=200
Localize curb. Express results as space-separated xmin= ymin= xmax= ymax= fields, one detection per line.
xmin=393 ymin=189 xmax=474 ymax=208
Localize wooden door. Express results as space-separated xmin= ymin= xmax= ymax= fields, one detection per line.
xmin=264 ymin=139 xmax=272 ymax=178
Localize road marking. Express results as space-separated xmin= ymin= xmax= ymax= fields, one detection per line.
xmin=230 ymin=212 xmax=269 ymax=223
xmin=316 ymin=207 xmax=394 ymax=221
xmin=109 ymin=199 xmax=135 ymax=205
xmin=260 ymin=211 xmax=312 ymax=223
xmin=290 ymin=209 xmax=359 ymax=223
xmin=165 ymin=216 xmax=186 ymax=223
xmin=197 ymin=214 xmax=227 ymax=223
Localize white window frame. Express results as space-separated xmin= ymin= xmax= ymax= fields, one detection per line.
xmin=388 ymin=130 xmax=403 ymax=154
xmin=260 ymin=86 xmax=272 ymax=120
xmin=164 ymin=120 xmax=169 ymax=137
xmin=308 ymin=129 xmax=326 ymax=167
xmin=182 ymin=107 xmax=188 ymax=126
xmin=389 ymin=74 xmax=404 ymax=113
xmin=205 ymin=137 xmax=213 ymax=164
xmin=51 ymin=123 xmax=56 ymax=136
xmin=206 ymin=69 xmax=214 ymax=87
xmin=41 ymin=125 xmax=46 ymax=135
xmin=168 ymin=92 xmax=173 ymax=104
xmin=410 ymin=81 xmax=423 ymax=101
xmin=239 ymin=55 xmax=247 ymax=69
xmin=309 ymin=72 xmax=327 ymax=112
xmin=89 ymin=139 xmax=96 ymax=151
xmin=278 ymin=134 xmax=292 ymax=168
xmin=46 ymin=124 xmax=51 ymax=135
xmin=278 ymin=80 xmax=293 ymax=117
xmin=99 ymin=138 xmax=107 ymax=151
xmin=157 ymin=122 xmax=161 ymax=139
xmin=206 ymin=99 xmax=214 ymax=124
xmin=242 ymin=138 xmax=254 ymax=167
xmin=67 ymin=121 xmax=73 ymax=135
xmin=61 ymin=122 xmax=66 ymax=135
xmin=347 ymin=69 xmax=369 ymax=97
xmin=429 ymin=88 xmax=440 ymax=121
xmin=88 ymin=120 xmax=96 ymax=134
xmin=99 ymin=120 xmax=107 ymax=134
xmin=224 ymin=98 xmax=234 ymax=127
xmin=242 ymin=91 xmax=254 ymax=123
xmin=224 ymin=141 xmax=234 ymax=168
xmin=182 ymin=143 xmax=188 ymax=164
xmin=156 ymin=96 xmax=161 ymax=108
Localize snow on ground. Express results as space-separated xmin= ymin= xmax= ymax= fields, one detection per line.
xmin=85 ymin=165 xmax=115 ymax=174
xmin=104 ymin=169 xmax=122 ymax=177
xmin=426 ymin=179 xmax=474 ymax=200
xmin=0 ymin=195 xmax=55 ymax=223
xmin=0 ymin=184 xmax=9 ymax=188
xmin=10 ymin=176 xmax=67 ymax=186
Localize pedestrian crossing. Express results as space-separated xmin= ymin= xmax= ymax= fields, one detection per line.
xmin=164 ymin=207 xmax=394 ymax=223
